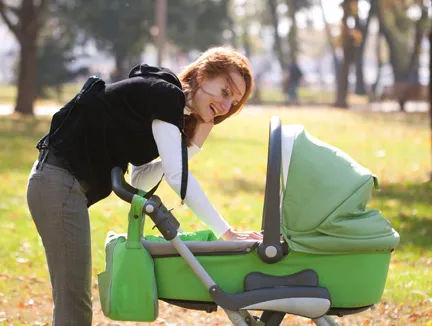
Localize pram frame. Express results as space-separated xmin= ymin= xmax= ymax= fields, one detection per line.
xmin=108 ymin=116 xmax=378 ymax=325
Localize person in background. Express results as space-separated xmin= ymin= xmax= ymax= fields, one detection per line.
xmin=282 ymin=62 xmax=304 ymax=105
xmin=27 ymin=47 xmax=263 ymax=326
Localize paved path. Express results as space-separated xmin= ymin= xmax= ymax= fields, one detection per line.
xmin=0 ymin=104 xmax=61 ymax=116
xmin=0 ymin=101 xmax=429 ymax=116
xmin=350 ymin=101 xmax=429 ymax=113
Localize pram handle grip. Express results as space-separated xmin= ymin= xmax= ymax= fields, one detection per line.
xmin=111 ymin=167 xmax=139 ymax=203
xmin=258 ymin=116 xmax=284 ymax=264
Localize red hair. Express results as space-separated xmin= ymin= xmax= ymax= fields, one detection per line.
xmin=178 ymin=47 xmax=254 ymax=145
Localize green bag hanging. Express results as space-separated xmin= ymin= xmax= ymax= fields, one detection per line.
xmin=98 ymin=195 xmax=158 ymax=322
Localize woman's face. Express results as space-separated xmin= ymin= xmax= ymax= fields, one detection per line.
xmin=189 ymin=70 xmax=246 ymax=123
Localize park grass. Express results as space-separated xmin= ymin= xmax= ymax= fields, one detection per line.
xmin=0 ymin=108 xmax=431 ymax=325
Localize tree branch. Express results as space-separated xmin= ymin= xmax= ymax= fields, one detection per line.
xmin=0 ymin=1 xmax=21 ymax=40
xmin=36 ymin=0 xmax=50 ymax=30
xmin=407 ymin=4 xmax=428 ymax=74
xmin=39 ymin=0 xmax=49 ymax=10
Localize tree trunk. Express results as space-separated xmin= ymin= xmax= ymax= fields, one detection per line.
xmin=112 ymin=52 xmax=127 ymax=82
xmin=335 ymin=0 xmax=357 ymax=108
xmin=354 ymin=6 xmax=373 ymax=95
xmin=15 ymin=35 xmax=38 ymax=114
xmin=407 ymin=4 xmax=428 ymax=83
xmin=429 ymin=30 xmax=432 ymax=181
xmin=319 ymin=0 xmax=339 ymax=86
xmin=242 ymin=25 xmax=251 ymax=58
xmin=286 ymin=0 xmax=298 ymax=64
xmin=1 ymin=0 xmax=48 ymax=115
xmin=335 ymin=52 xmax=351 ymax=108
xmin=374 ymin=1 xmax=406 ymax=82
xmin=268 ymin=0 xmax=286 ymax=70
xmin=371 ymin=23 xmax=382 ymax=97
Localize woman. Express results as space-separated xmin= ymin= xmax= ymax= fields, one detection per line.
xmin=27 ymin=47 xmax=262 ymax=325
xmin=131 ymin=47 xmax=262 ymax=242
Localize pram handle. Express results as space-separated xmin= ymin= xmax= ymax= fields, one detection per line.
xmin=111 ymin=167 xmax=139 ymax=203
xmin=258 ymin=116 xmax=285 ymax=264
xmin=111 ymin=166 xmax=182 ymax=238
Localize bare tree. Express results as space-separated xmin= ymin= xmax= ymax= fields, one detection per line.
xmin=407 ymin=3 xmax=428 ymax=82
xmin=371 ymin=22 xmax=382 ymax=96
xmin=319 ymin=0 xmax=340 ymax=87
xmin=335 ymin=0 xmax=358 ymax=108
xmin=268 ymin=0 xmax=286 ymax=71
xmin=429 ymin=29 xmax=432 ymax=181
xmin=0 ymin=0 xmax=49 ymax=115
xmin=354 ymin=3 xmax=373 ymax=95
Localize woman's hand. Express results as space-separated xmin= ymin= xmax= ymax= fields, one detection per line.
xmin=191 ymin=119 xmax=214 ymax=148
xmin=221 ymin=228 xmax=263 ymax=241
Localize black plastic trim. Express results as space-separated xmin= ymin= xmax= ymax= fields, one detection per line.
xmin=111 ymin=167 xmax=138 ymax=203
xmin=258 ymin=116 xmax=284 ymax=263
xmin=144 ymin=197 xmax=178 ymax=240
xmin=327 ymin=305 xmax=374 ymax=316
xmin=244 ymin=269 xmax=319 ymax=291
xmin=260 ymin=311 xmax=286 ymax=326
xmin=161 ymin=298 xmax=217 ymax=313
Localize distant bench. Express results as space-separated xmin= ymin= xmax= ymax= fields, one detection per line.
xmin=380 ymin=82 xmax=429 ymax=111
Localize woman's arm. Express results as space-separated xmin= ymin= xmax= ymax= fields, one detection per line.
xmin=151 ymin=119 xmax=231 ymax=238
xmin=130 ymin=126 xmax=201 ymax=191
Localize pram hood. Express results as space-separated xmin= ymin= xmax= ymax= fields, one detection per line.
xmin=280 ymin=125 xmax=400 ymax=254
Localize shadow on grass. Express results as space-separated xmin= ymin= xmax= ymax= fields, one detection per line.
xmin=376 ymin=182 xmax=431 ymax=206
xmin=350 ymin=110 xmax=429 ymax=129
xmin=389 ymin=214 xmax=432 ymax=250
xmin=215 ymin=177 xmax=264 ymax=196
xmin=374 ymin=182 xmax=432 ymax=250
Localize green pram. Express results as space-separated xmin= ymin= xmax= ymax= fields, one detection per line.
xmin=98 ymin=116 xmax=400 ymax=326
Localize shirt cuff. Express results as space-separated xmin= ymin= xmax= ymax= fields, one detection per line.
xmin=188 ymin=142 xmax=201 ymax=159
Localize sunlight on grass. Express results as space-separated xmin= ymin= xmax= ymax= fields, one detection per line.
xmin=0 ymin=108 xmax=430 ymax=324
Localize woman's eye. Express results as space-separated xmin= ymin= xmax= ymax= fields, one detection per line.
xmin=222 ymin=90 xmax=229 ymax=98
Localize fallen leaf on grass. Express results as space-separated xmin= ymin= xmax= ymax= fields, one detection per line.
xmin=0 ymin=274 xmax=10 ymax=280
xmin=16 ymin=257 xmax=28 ymax=263
xmin=409 ymin=313 xmax=421 ymax=320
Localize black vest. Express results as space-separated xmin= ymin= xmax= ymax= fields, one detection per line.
xmin=45 ymin=65 xmax=186 ymax=206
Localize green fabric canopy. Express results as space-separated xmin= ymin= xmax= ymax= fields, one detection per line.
xmin=280 ymin=126 xmax=400 ymax=254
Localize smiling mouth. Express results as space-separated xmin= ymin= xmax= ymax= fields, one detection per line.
xmin=210 ymin=104 xmax=217 ymax=116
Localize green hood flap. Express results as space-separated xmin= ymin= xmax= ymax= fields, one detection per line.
xmin=284 ymin=230 xmax=400 ymax=255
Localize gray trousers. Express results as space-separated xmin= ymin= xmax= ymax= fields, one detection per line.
xmin=27 ymin=161 xmax=92 ymax=325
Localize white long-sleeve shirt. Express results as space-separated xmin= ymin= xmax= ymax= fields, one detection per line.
xmin=130 ymin=119 xmax=231 ymax=238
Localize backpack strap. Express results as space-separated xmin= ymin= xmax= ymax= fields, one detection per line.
xmin=180 ymin=130 xmax=188 ymax=204
xmin=36 ymin=76 xmax=104 ymax=170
